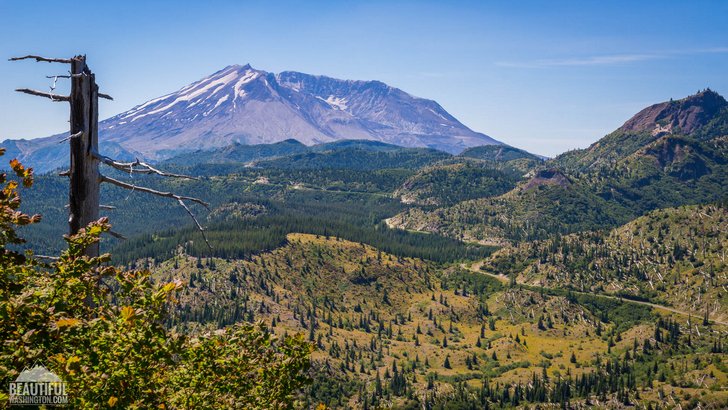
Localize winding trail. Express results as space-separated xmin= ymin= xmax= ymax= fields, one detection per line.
xmin=462 ymin=261 xmax=728 ymax=327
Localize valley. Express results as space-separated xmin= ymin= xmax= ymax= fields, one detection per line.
xmin=5 ymin=79 xmax=728 ymax=408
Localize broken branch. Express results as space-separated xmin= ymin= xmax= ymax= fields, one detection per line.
xmin=15 ymin=88 xmax=70 ymax=102
xmin=59 ymin=131 xmax=83 ymax=144
xmin=9 ymin=55 xmax=74 ymax=64
xmin=100 ymin=175 xmax=208 ymax=208
xmin=92 ymin=150 xmax=197 ymax=180
xmin=99 ymin=174 xmax=211 ymax=249
xmin=177 ymin=198 xmax=212 ymax=249
xmin=98 ymin=93 xmax=113 ymax=101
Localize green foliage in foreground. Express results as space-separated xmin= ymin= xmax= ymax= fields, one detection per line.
xmin=0 ymin=151 xmax=312 ymax=409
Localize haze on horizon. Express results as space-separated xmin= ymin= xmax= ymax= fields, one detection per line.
xmin=1 ymin=0 xmax=727 ymax=157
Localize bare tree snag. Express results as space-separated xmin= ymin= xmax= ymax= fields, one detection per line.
xmin=12 ymin=54 xmax=211 ymax=256
xmin=68 ymin=56 xmax=101 ymax=256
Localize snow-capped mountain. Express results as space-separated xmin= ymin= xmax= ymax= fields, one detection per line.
xmin=2 ymin=64 xmax=500 ymax=172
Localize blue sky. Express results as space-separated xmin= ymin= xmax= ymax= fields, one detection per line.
xmin=1 ymin=0 xmax=727 ymax=156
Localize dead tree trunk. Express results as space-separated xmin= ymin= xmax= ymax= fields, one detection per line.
xmin=68 ymin=56 xmax=100 ymax=256
xmin=12 ymin=54 xmax=210 ymax=257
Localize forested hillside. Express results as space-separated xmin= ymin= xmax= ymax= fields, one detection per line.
xmin=394 ymin=160 xmax=524 ymax=206
xmin=482 ymin=204 xmax=728 ymax=322
xmin=139 ymin=233 xmax=728 ymax=408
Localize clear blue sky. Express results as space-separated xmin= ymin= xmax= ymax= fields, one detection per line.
xmin=1 ymin=0 xmax=727 ymax=156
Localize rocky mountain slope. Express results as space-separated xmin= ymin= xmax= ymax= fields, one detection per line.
xmin=2 ymin=65 xmax=500 ymax=173
xmin=556 ymin=89 xmax=728 ymax=171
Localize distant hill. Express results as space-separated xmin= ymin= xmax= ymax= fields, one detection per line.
xmin=253 ymin=145 xmax=450 ymax=171
xmin=482 ymin=203 xmax=728 ymax=322
xmin=162 ymin=139 xmax=310 ymax=166
xmin=162 ymin=139 xmax=443 ymax=169
xmin=2 ymin=64 xmax=501 ymax=173
xmin=555 ymin=89 xmax=728 ymax=171
xmin=460 ymin=145 xmax=543 ymax=162
xmin=310 ymin=139 xmax=407 ymax=153
xmin=393 ymin=160 xmax=522 ymax=206
xmin=390 ymin=90 xmax=728 ymax=244
xmin=459 ymin=144 xmax=545 ymax=174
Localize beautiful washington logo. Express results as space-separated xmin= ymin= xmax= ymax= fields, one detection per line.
xmin=8 ymin=365 xmax=68 ymax=406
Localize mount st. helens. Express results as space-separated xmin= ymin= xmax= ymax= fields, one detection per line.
xmin=1 ymin=64 xmax=500 ymax=173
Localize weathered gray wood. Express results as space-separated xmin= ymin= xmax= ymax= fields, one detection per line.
xmin=68 ymin=55 xmax=100 ymax=256
xmin=91 ymin=150 xmax=197 ymax=179
xmin=14 ymin=88 xmax=69 ymax=101
xmin=100 ymin=175 xmax=209 ymax=207
xmin=9 ymin=55 xmax=73 ymax=64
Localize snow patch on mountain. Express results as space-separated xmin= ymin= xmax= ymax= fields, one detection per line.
xmin=325 ymin=95 xmax=348 ymax=110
